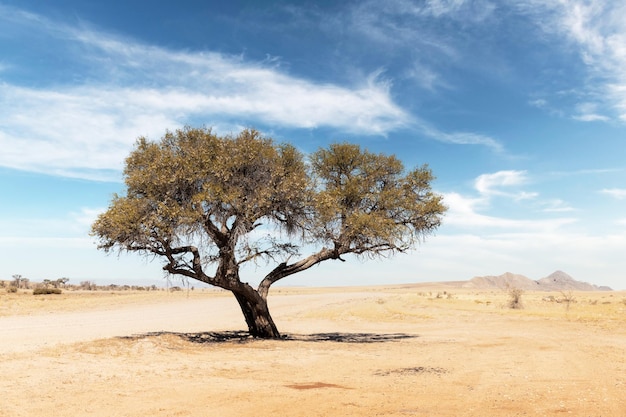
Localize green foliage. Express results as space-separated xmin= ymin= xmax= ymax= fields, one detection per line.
xmin=93 ymin=128 xmax=308 ymax=263
xmin=33 ymin=287 xmax=62 ymax=295
xmin=309 ymin=143 xmax=444 ymax=255
xmin=91 ymin=127 xmax=446 ymax=291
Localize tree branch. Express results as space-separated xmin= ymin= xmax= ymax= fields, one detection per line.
xmin=162 ymin=243 xmax=214 ymax=285
xmin=257 ymin=247 xmax=338 ymax=299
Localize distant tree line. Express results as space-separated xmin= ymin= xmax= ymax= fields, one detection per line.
xmin=1 ymin=275 xmax=169 ymax=292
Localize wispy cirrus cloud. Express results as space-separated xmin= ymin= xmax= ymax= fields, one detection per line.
xmin=540 ymin=199 xmax=576 ymax=213
xmin=601 ymin=188 xmax=626 ymax=200
xmin=346 ymin=0 xmax=496 ymax=76
xmin=417 ymin=122 xmax=504 ymax=152
xmin=0 ymin=6 xmax=411 ymax=180
xmin=573 ymin=102 xmax=609 ymax=122
xmin=442 ymin=169 xmax=577 ymax=231
xmin=442 ymin=191 xmax=576 ymax=230
xmin=516 ymin=0 xmax=626 ymax=122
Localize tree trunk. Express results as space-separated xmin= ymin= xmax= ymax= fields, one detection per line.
xmin=233 ymin=289 xmax=281 ymax=339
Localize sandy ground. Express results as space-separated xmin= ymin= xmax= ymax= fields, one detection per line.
xmin=1 ymin=286 xmax=625 ymax=416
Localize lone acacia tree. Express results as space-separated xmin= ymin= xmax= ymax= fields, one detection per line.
xmin=92 ymin=127 xmax=446 ymax=338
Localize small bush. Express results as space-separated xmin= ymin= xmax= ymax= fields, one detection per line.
xmin=33 ymin=287 xmax=62 ymax=295
xmin=507 ymin=287 xmax=524 ymax=309
xmin=559 ymin=291 xmax=576 ymax=311
xmin=7 ymin=286 xmax=18 ymax=293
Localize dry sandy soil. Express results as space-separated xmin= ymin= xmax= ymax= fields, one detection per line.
xmin=1 ymin=285 xmax=625 ymax=416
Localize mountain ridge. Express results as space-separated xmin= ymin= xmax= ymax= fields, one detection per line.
xmin=460 ymin=270 xmax=612 ymax=291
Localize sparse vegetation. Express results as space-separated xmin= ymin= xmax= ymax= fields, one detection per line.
xmin=2 ymin=285 xmax=625 ymax=416
xmin=12 ymin=274 xmax=29 ymax=289
xmin=507 ymin=287 xmax=524 ymax=309
xmin=33 ymin=287 xmax=63 ymax=295
xmin=7 ymin=286 xmax=17 ymax=293
xmin=559 ymin=290 xmax=576 ymax=311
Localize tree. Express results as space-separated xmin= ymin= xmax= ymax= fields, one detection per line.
xmin=12 ymin=274 xmax=23 ymax=289
xmin=92 ymin=127 xmax=446 ymax=338
xmin=55 ymin=277 xmax=70 ymax=288
xmin=12 ymin=274 xmax=29 ymax=289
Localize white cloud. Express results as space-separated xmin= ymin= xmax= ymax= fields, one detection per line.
xmin=540 ymin=199 xmax=575 ymax=213
xmin=418 ymin=122 xmax=504 ymax=152
xmin=411 ymin=230 xmax=626 ymax=288
xmin=601 ymin=188 xmax=626 ymax=199
xmin=441 ymin=170 xmax=579 ymax=233
xmin=475 ymin=170 xmax=528 ymax=194
xmin=0 ymin=3 xmax=515 ymax=181
xmin=72 ymin=207 xmax=106 ymax=228
xmin=0 ymin=207 xmax=104 ymax=241
xmin=405 ymin=62 xmax=450 ymax=91
xmin=529 ymin=98 xmax=548 ymax=108
xmin=573 ymin=102 xmax=609 ymax=121
xmin=573 ymin=113 xmax=610 ymax=122
xmin=353 ymin=0 xmax=495 ymax=25
xmin=443 ymin=192 xmax=575 ymax=231
xmin=346 ymin=0 xmax=497 ymax=75
xmin=0 ymin=7 xmax=412 ymax=179
xmin=518 ymin=0 xmax=626 ymax=122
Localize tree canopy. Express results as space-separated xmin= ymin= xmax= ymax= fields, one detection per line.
xmin=92 ymin=127 xmax=446 ymax=338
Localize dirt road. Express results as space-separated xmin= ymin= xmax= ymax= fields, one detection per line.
xmin=0 ymin=290 xmax=375 ymax=354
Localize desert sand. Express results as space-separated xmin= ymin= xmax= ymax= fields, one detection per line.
xmin=1 ymin=285 xmax=625 ymax=416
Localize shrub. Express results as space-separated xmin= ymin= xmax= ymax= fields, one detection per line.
xmin=33 ymin=287 xmax=62 ymax=295
xmin=7 ymin=286 xmax=18 ymax=293
xmin=559 ymin=291 xmax=576 ymax=311
xmin=507 ymin=287 xmax=524 ymax=309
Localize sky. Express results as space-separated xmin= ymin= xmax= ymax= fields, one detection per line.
xmin=1 ymin=0 xmax=625 ymax=289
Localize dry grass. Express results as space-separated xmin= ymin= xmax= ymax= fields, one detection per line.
xmin=3 ymin=286 xmax=624 ymax=328
xmin=0 ymin=288 xmax=229 ymax=317
xmin=1 ymin=285 xmax=625 ymax=417
xmin=291 ymin=287 xmax=626 ymax=332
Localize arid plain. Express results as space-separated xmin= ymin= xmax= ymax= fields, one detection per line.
xmin=1 ymin=284 xmax=625 ymax=416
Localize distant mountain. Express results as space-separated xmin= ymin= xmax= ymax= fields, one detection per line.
xmin=536 ymin=271 xmax=595 ymax=291
xmin=461 ymin=271 xmax=612 ymax=291
xmin=462 ymin=272 xmax=539 ymax=290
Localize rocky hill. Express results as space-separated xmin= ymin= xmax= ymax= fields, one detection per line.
xmin=461 ymin=270 xmax=612 ymax=291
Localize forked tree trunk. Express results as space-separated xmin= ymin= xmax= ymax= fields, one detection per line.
xmin=233 ymin=289 xmax=280 ymax=339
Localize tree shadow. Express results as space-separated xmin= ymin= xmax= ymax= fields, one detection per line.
xmin=119 ymin=331 xmax=418 ymax=344
xmin=284 ymin=332 xmax=418 ymax=343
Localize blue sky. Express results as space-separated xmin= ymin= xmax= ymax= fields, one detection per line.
xmin=1 ymin=0 xmax=625 ymax=289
